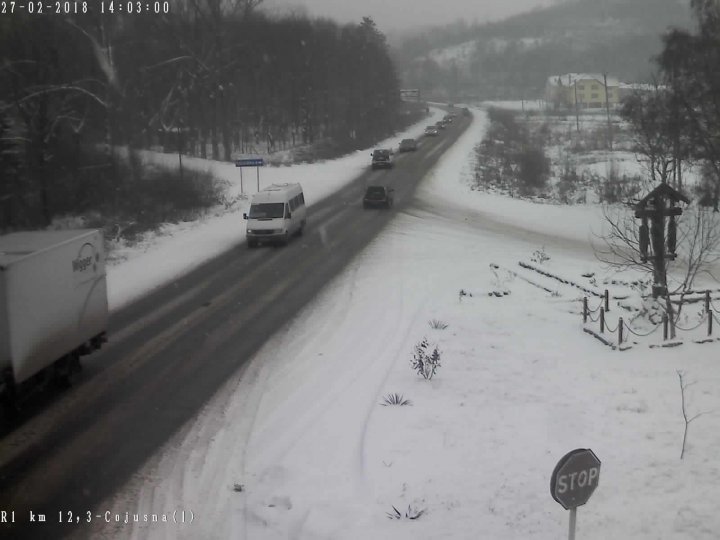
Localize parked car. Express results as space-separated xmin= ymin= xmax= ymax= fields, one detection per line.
xmin=371 ymin=148 xmax=394 ymax=169
xmin=362 ymin=185 xmax=394 ymax=209
xmin=399 ymin=138 xmax=418 ymax=152
xmin=424 ymin=126 xmax=439 ymax=136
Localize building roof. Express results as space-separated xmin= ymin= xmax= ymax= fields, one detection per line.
xmin=547 ymin=73 xmax=620 ymax=87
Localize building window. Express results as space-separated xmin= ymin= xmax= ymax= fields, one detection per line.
xmin=577 ymin=84 xmax=584 ymax=90
xmin=592 ymin=84 xmax=598 ymax=90
xmin=591 ymin=93 xmax=599 ymax=99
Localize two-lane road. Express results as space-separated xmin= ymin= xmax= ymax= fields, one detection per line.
xmin=0 ymin=112 xmax=471 ymax=539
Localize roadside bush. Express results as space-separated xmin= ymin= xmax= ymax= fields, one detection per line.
xmin=694 ymin=162 xmax=719 ymax=209
xmin=596 ymin=170 xmax=643 ymax=204
xmin=411 ymin=338 xmax=441 ymax=380
xmin=474 ymin=108 xmax=550 ymax=197
xmin=66 ymin=149 xmax=225 ymax=243
xmin=381 ymin=393 xmax=412 ymax=406
xmin=517 ymin=146 xmax=550 ymax=195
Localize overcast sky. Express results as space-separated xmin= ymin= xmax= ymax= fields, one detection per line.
xmin=265 ymin=0 xmax=559 ymax=33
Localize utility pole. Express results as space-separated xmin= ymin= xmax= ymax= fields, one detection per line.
xmin=603 ymin=72 xmax=613 ymax=150
xmin=574 ymin=80 xmax=580 ymax=133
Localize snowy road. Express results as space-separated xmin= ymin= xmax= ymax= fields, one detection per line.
xmin=0 ymin=111 xmax=472 ymax=540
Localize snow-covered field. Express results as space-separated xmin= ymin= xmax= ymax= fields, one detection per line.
xmin=93 ymin=106 xmax=720 ymax=539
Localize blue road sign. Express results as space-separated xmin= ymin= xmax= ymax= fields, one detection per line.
xmin=235 ymin=158 xmax=265 ymax=167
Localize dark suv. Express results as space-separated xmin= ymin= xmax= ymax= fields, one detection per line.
xmin=371 ymin=149 xmax=393 ymax=169
xmin=399 ymin=138 xmax=418 ymax=152
xmin=363 ymin=185 xmax=394 ymax=209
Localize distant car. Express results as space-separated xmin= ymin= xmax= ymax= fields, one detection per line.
xmin=436 ymin=121 xmax=447 ymax=130
xmin=443 ymin=114 xmax=454 ymax=123
xmin=399 ymin=138 xmax=418 ymax=152
xmin=463 ymin=107 xmax=471 ymax=117
xmin=363 ymin=185 xmax=394 ymax=209
xmin=424 ymin=126 xmax=439 ymax=136
xmin=371 ymin=148 xmax=394 ymax=169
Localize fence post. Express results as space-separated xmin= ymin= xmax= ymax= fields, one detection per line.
xmin=618 ymin=317 xmax=624 ymax=345
xmin=663 ymin=315 xmax=668 ymax=341
xmin=708 ymin=310 xmax=713 ymax=337
xmin=706 ymin=290 xmax=711 ymax=314
xmin=600 ymin=307 xmax=605 ymax=333
xmin=583 ymin=297 xmax=588 ymax=323
xmin=604 ymin=289 xmax=610 ymax=312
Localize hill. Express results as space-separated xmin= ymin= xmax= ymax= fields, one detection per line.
xmin=395 ymin=0 xmax=693 ymax=101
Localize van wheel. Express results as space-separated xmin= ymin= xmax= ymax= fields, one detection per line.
xmin=281 ymin=232 xmax=290 ymax=246
xmin=247 ymin=240 xmax=258 ymax=249
xmin=296 ymin=222 xmax=304 ymax=237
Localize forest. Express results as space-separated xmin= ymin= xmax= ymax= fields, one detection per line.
xmin=0 ymin=0 xmax=406 ymax=231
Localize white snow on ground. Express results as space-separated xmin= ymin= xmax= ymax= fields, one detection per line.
xmin=92 ymin=105 xmax=720 ymax=540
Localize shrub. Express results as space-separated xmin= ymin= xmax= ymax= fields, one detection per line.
xmin=381 ymin=393 xmax=412 ymax=406
xmin=386 ymin=505 xmax=425 ymax=520
xmin=531 ymin=247 xmax=550 ymax=264
xmin=411 ymin=338 xmax=441 ymax=380
xmin=428 ymin=319 xmax=449 ymax=330
xmin=516 ymin=146 xmax=550 ymax=195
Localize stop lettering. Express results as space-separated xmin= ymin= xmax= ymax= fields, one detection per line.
xmin=555 ymin=466 xmax=599 ymax=493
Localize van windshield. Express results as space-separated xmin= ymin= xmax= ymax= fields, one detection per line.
xmin=248 ymin=203 xmax=285 ymax=219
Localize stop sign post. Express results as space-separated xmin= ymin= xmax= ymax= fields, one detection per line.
xmin=550 ymin=448 xmax=601 ymax=540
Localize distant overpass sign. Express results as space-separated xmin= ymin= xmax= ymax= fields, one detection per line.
xmin=400 ymin=89 xmax=421 ymax=101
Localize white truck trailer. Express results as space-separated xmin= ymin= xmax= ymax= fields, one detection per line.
xmin=0 ymin=229 xmax=108 ymax=407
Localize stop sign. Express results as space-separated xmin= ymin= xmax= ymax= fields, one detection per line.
xmin=550 ymin=448 xmax=601 ymax=510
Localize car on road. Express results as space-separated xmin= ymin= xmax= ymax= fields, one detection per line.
xmin=243 ymin=183 xmax=307 ymax=247
xmin=435 ymin=120 xmax=447 ymax=130
xmin=362 ymin=185 xmax=394 ymax=209
xmin=399 ymin=138 xmax=418 ymax=152
xmin=424 ymin=126 xmax=439 ymax=136
xmin=371 ymin=148 xmax=394 ymax=169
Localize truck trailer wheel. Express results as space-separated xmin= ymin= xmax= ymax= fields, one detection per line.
xmin=1 ymin=371 xmax=19 ymax=422
xmin=53 ymin=352 xmax=79 ymax=389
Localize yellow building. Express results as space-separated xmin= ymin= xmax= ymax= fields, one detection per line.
xmin=545 ymin=73 xmax=620 ymax=109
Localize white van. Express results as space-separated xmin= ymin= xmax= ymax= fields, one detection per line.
xmin=243 ymin=183 xmax=307 ymax=247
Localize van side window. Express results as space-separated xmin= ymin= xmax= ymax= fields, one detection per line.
xmin=299 ymin=193 xmax=305 ymax=206
xmin=285 ymin=203 xmax=291 ymax=217
xmin=289 ymin=198 xmax=296 ymax=211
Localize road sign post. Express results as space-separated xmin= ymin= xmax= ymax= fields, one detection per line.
xmin=550 ymin=448 xmax=601 ymax=540
xmin=235 ymin=158 xmax=265 ymax=194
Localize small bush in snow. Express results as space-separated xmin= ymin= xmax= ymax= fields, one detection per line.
xmin=381 ymin=393 xmax=412 ymax=406
xmin=428 ymin=318 xmax=448 ymax=330
xmin=459 ymin=289 xmax=473 ymax=301
xmin=411 ymin=338 xmax=441 ymax=380
xmin=531 ymin=246 xmax=550 ymax=265
xmin=386 ymin=505 xmax=425 ymax=520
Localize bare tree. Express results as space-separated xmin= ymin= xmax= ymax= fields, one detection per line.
xmin=596 ymin=203 xmax=720 ymax=337
xmin=676 ymin=370 xmax=709 ymax=460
